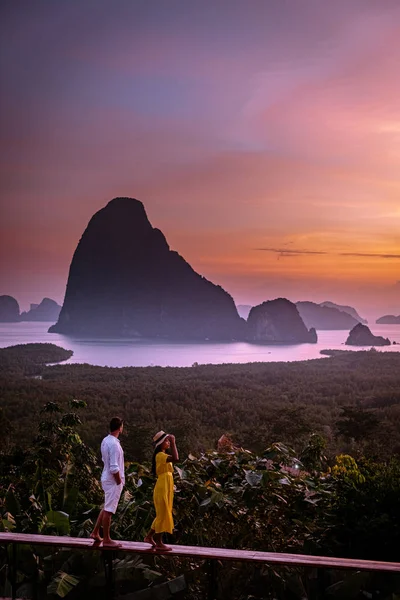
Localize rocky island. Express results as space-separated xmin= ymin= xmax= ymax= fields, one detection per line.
xmin=247 ymin=298 xmax=317 ymax=343
xmin=345 ymin=323 xmax=391 ymax=346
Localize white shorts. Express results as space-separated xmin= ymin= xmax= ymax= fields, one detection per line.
xmin=102 ymin=481 xmax=123 ymax=514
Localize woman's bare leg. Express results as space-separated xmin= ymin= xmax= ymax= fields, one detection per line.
xmin=144 ymin=528 xmax=156 ymax=546
xmin=154 ymin=532 xmax=172 ymax=551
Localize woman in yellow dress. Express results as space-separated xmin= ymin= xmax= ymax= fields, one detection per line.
xmin=144 ymin=430 xmax=179 ymax=551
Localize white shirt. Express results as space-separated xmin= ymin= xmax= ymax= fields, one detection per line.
xmin=101 ymin=434 xmax=125 ymax=485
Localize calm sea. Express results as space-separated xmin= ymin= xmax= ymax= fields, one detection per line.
xmin=0 ymin=322 xmax=399 ymax=368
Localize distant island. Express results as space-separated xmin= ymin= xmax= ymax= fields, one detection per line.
xmin=320 ymin=301 xmax=367 ymax=324
xmin=0 ymin=296 xmax=61 ymax=323
xmin=376 ymin=315 xmax=400 ymax=324
xmin=296 ymin=301 xmax=360 ymax=330
xmin=20 ymin=298 xmax=62 ymax=322
xmin=240 ymin=300 xmax=367 ymax=331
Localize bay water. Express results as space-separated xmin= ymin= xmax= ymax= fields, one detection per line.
xmin=0 ymin=322 xmax=399 ymax=368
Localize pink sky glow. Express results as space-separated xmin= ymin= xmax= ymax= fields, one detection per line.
xmin=1 ymin=1 xmax=400 ymax=320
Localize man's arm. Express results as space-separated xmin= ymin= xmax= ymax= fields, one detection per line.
xmin=109 ymin=443 xmax=122 ymax=485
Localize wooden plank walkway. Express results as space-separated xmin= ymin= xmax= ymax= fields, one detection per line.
xmin=1 ymin=532 xmax=399 ymax=573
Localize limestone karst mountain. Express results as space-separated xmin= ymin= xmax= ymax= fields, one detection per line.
xmin=247 ymin=298 xmax=317 ymax=344
xmin=49 ymin=198 xmax=246 ymax=340
xmin=320 ymin=301 xmax=367 ymax=324
xmin=296 ymin=301 xmax=360 ymax=330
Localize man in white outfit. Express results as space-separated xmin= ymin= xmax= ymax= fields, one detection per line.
xmin=90 ymin=417 xmax=125 ymax=547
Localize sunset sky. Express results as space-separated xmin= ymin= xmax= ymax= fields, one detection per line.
xmin=1 ymin=0 xmax=400 ymax=319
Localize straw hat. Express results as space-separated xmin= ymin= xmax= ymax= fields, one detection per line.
xmin=153 ymin=430 xmax=169 ymax=448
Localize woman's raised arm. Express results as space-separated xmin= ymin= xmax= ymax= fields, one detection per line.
xmin=167 ymin=434 xmax=179 ymax=462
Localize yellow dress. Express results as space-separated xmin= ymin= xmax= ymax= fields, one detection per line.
xmin=151 ymin=451 xmax=174 ymax=534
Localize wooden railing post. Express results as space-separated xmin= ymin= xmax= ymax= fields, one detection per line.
xmin=207 ymin=558 xmax=218 ymax=600
xmin=103 ymin=550 xmax=115 ymax=599
xmin=32 ymin=548 xmax=39 ymax=600
xmin=11 ymin=542 xmax=17 ymax=600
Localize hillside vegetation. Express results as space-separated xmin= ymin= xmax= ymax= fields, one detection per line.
xmin=1 ymin=344 xmax=400 ymax=461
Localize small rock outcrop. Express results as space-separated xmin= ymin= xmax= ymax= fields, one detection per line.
xmin=247 ymin=298 xmax=317 ymax=343
xmin=20 ymin=298 xmax=62 ymax=322
xmin=376 ymin=315 xmax=400 ymax=325
xmin=0 ymin=295 xmax=20 ymax=322
xmin=345 ymin=323 xmax=391 ymax=346
xmin=49 ymin=197 xmax=246 ymax=340
xmin=296 ymin=301 xmax=360 ymax=330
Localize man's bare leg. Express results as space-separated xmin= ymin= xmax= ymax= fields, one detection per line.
xmin=90 ymin=509 xmax=104 ymax=542
xmin=102 ymin=511 xmax=121 ymax=547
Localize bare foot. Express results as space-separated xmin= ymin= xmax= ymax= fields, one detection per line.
xmin=90 ymin=533 xmax=103 ymax=543
xmin=155 ymin=543 xmax=172 ymax=552
xmin=144 ymin=535 xmax=156 ymax=546
xmin=102 ymin=540 xmax=122 ymax=548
